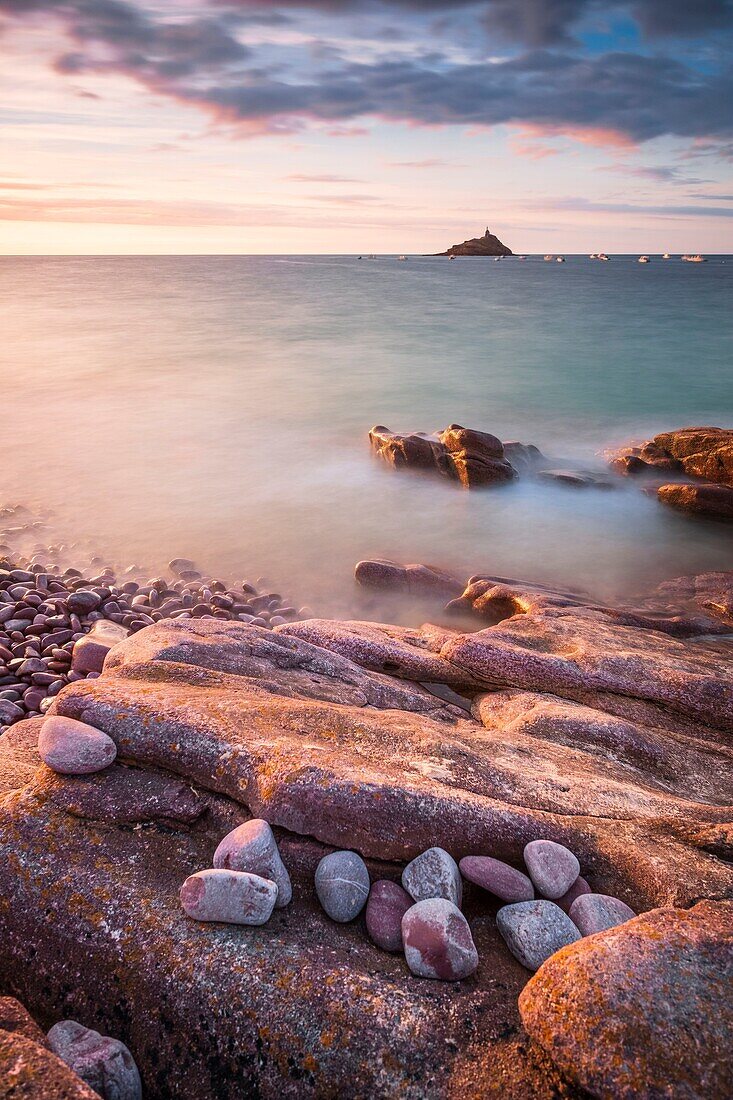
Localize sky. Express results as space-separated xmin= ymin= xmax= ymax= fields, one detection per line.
xmin=1 ymin=0 xmax=732 ymax=254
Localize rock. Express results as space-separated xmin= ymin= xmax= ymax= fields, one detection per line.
xmin=315 ymin=850 xmax=370 ymax=922
xmin=523 ymin=840 xmax=580 ymax=900
xmin=38 ymin=716 xmax=117 ymax=775
xmin=609 ymin=426 xmax=733 ymax=485
xmin=403 ymin=847 xmax=462 ymax=906
xmin=569 ymin=892 xmax=636 ymax=935
xmin=437 ymin=227 xmax=512 ymax=257
xmin=553 ymin=875 xmax=591 ymax=914
xmin=538 ymin=469 xmax=612 ymax=489
xmin=0 ymin=1028 xmax=99 ymax=1099
xmin=648 ymin=570 xmax=733 ymax=627
xmin=213 ymin=819 xmax=292 ymax=907
xmin=169 ymin=558 xmax=196 ymax=575
xmin=67 ymin=591 xmax=101 ymax=615
xmin=658 ymin=483 xmax=733 ymax=521
xmin=402 ymin=899 xmax=478 ymax=980
xmin=354 ymin=559 xmax=464 ymax=600
xmin=41 ymin=764 xmax=204 ymax=825
xmin=496 ymin=900 xmax=581 ymax=971
xmin=0 ymin=997 xmax=48 ymax=1046
xmin=180 ymin=868 xmax=278 ymax=925
xmin=365 ymin=880 xmax=412 ymax=952
xmin=71 ymin=620 xmax=129 ymax=674
xmin=502 ymin=441 xmax=544 ymax=473
xmin=519 ymin=899 xmax=733 ymax=1098
xmin=47 ymin=1020 xmax=142 ymax=1100
xmin=459 ymin=856 xmax=534 ymax=903
xmin=369 ymin=423 xmax=516 ymax=489
xmin=0 ymin=699 xmax=24 ymax=726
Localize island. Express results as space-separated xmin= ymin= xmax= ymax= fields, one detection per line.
xmin=436 ymin=225 xmax=513 ymax=256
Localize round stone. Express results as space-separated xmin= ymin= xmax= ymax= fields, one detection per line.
xmin=554 ymin=875 xmax=592 ymax=914
xmin=180 ymin=868 xmax=277 ymax=924
xmin=524 ymin=840 xmax=580 ymax=899
xmin=365 ymin=880 xmax=412 ymax=952
xmin=47 ymin=1019 xmax=142 ymax=1100
xmin=213 ymin=819 xmax=292 ymax=907
xmin=402 ymin=847 xmax=462 ymax=907
xmin=315 ymin=850 xmax=370 ymax=922
xmin=496 ymin=900 xmax=581 ymax=971
xmin=569 ymin=893 xmax=636 ymax=936
xmin=38 ymin=716 xmax=117 ymax=775
xmin=402 ymin=899 xmax=478 ymax=980
xmin=459 ymin=856 xmax=535 ymax=903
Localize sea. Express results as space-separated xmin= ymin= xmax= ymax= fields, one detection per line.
xmin=1 ymin=253 xmax=731 ymax=619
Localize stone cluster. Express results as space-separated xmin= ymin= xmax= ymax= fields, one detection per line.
xmin=0 ymin=507 xmax=303 ymax=732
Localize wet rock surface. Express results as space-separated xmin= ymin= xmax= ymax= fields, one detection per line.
xmin=520 ymin=900 xmax=733 ymax=1099
xmin=658 ymin=482 xmax=733 ymax=520
xmin=610 ymin=426 xmax=733 ymax=485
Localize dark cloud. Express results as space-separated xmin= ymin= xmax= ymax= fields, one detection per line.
xmin=2 ymin=0 xmax=732 ymax=145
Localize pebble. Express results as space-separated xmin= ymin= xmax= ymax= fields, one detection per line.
xmin=524 ymin=839 xmax=580 ymax=899
xmin=459 ymin=855 xmax=535 ymax=903
xmin=47 ymin=1019 xmax=142 ymax=1100
xmin=179 ymin=868 xmax=278 ymax=924
xmin=496 ymin=900 xmax=581 ymax=971
xmin=365 ymin=880 xmax=412 ymax=952
xmin=402 ymin=898 xmax=478 ymax=980
xmin=569 ymin=893 xmax=636 ymax=936
xmin=402 ymin=847 xmax=462 ymax=907
xmin=553 ymin=874 xmax=592 ymax=914
xmin=38 ymin=715 xmax=117 ymax=775
xmin=315 ymin=850 xmax=370 ymax=922
xmin=213 ymin=819 xmax=292 ymax=907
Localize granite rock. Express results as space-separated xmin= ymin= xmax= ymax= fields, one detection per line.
xmin=402 ymin=899 xmax=478 ymax=980
xmin=496 ymin=900 xmax=581 ymax=971
xmin=214 ymin=819 xmax=292 ymax=907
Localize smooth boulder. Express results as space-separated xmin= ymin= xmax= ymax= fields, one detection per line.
xmin=179 ymin=868 xmax=278 ymax=925
xmin=213 ymin=819 xmax=292 ymax=907
xmin=47 ymin=1020 xmax=141 ymax=1100
xmin=314 ymin=850 xmax=370 ymax=922
xmin=403 ymin=847 xmax=462 ymax=907
xmin=38 ymin=716 xmax=117 ymax=776
xmin=496 ymin=900 xmax=580 ymax=971
xmin=365 ymin=880 xmax=412 ymax=952
xmin=523 ymin=840 xmax=580 ymax=899
xmin=459 ymin=856 xmax=534 ymax=903
xmin=71 ymin=621 xmax=129 ymax=675
xmin=658 ymin=483 xmax=733 ymax=521
xmin=402 ymin=899 xmax=478 ymax=980
xmin=569 ymin=893 xmax=636 ymax=936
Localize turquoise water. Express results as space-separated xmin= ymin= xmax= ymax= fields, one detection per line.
xmin=1 ymin=254 xmax=731 ymax=615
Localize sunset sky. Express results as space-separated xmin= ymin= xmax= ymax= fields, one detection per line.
xmin=1 ymin=0 xmax=732 ymax=254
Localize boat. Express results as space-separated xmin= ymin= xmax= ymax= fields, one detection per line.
xmin=598 ymin=253 xmax=609 ymax=261
xmin=556 ymin=256 xmax=565 ymax=263
xmin=544 ymin=255 xmax=554 ymax=261
xmin=449 ymin=254 xmax=456 ymax=260
xmin=398 ymin=255 xmax=408 ymax=261
xmin=638 ymin=255 xmax=650 ymax=263
xmin=589 ymin=253 xmax=597 ymax=259
xmin=494 ymin=255 xmax=503 ymax=261
xmin=681 ymin=254 xmax=706 ymax=263
xmin=663 ymin=253 xmax=671 ymax=259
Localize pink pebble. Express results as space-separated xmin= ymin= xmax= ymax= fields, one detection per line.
xmin=180 ymin=868 xmax=277 ymax=924
xmin=569 ymin=893 xmax=636 ymax=936
xmin=459 ymin=855 xmax=534 ymax=903
xmin=213 ymin=819 xmax=292 ymax=907
xmin=402 ymin=899 xmax=478 ymax=980
xmin=553 ymin=875 xmax=591 ymax=914
xmin=38 ymin=716 xmax=117 ymax=775
xmin=365 ymin=880 xmax=412 ymax=952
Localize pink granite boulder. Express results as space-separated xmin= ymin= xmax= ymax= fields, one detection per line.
xmin=459 ymin=856 xmax=534 ymax=903
xmin=213 ymin=819 xmax=292 ymax=907
xmin=365 ymin=880 xmax=413 ymax=952
xmin=524 ymin=840 xmax=580 ymax=900
xmin=403 ymin=847 xmax=462 ymax=907
xmin=38 ymin=716 xmax=117 ymax=776
xmin=496 ymin=900 xmax=581 ymax=971
xmin=569 ymin=893 xmax=636 ymax=936
xmin=179 ymin=868 xmax=278 ymax=925
xmin=47 ymin=1019 xmax=141 ymax=1100
xmin=402 ymin=899 xmax=478 ymax=980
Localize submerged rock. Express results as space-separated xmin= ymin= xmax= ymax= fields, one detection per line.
xmin=402 ymin=899 xmax=478 ymax=980
xmin=213 ymin=819 xmax=292 ymax=907
xmin=47 ymin=1020 xmax=142 ymax=1100
xmin=354 ymin=559 xmax=464 ymax=600
xmin=402 ymin=847 xmax=462 ymax=907
xmin=496 ymin=900 xmax=581 ymax=971
xmin=519 ymin=899 xmax=733 ymax=1098
xmin=38 ymin=716 xmax=117 ymax=775
xmin=315 ymin=850 xmax=370 ymax=922
xmin=658 ymin=482 xmax=733 ymax=521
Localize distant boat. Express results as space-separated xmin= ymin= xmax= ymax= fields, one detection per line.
xmin=638 ymin=255 xmax=650 ymax=263
xmin=517 ymin=255 xmax=527 ymax=260
xmin=589 ymin=253 xmax=597 ymax=259
xmin=598 ymin=253 xmax=609 ymax=261
xmin=449 ymin=254 xmax=456 ymax=260
xmin=494 ymin=255 xmax=503 ymax=261
xmin=663 ymin=253 xmax=671 ymax=259
xmin=544 ymin=254 xmax=554 ymax=261
xmin=398 ymin=255 xmax=408 ymax=261
xmin=556 ymin=256 xmax=565 ymax=263
xmin=681 ymin=254 xmax=706 ymax=263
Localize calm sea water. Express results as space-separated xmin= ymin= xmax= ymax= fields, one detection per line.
xmin=1 ymin=254 xmax=731 ymax=617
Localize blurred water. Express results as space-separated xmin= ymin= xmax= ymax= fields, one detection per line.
xmin=0 ymin=254 xmax=731 ymax=616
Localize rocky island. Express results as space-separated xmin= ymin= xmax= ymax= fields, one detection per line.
xmin=437 ymin=226 xmax=513 ymax=257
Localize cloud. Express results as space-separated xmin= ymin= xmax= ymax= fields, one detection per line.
xmin=387 ymin=157 xmax=466 ymax=167
xmin=547 ymin=196 xmax=733 ymax=217
xmin=286 ymin=172 xmax=364 ymax=181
